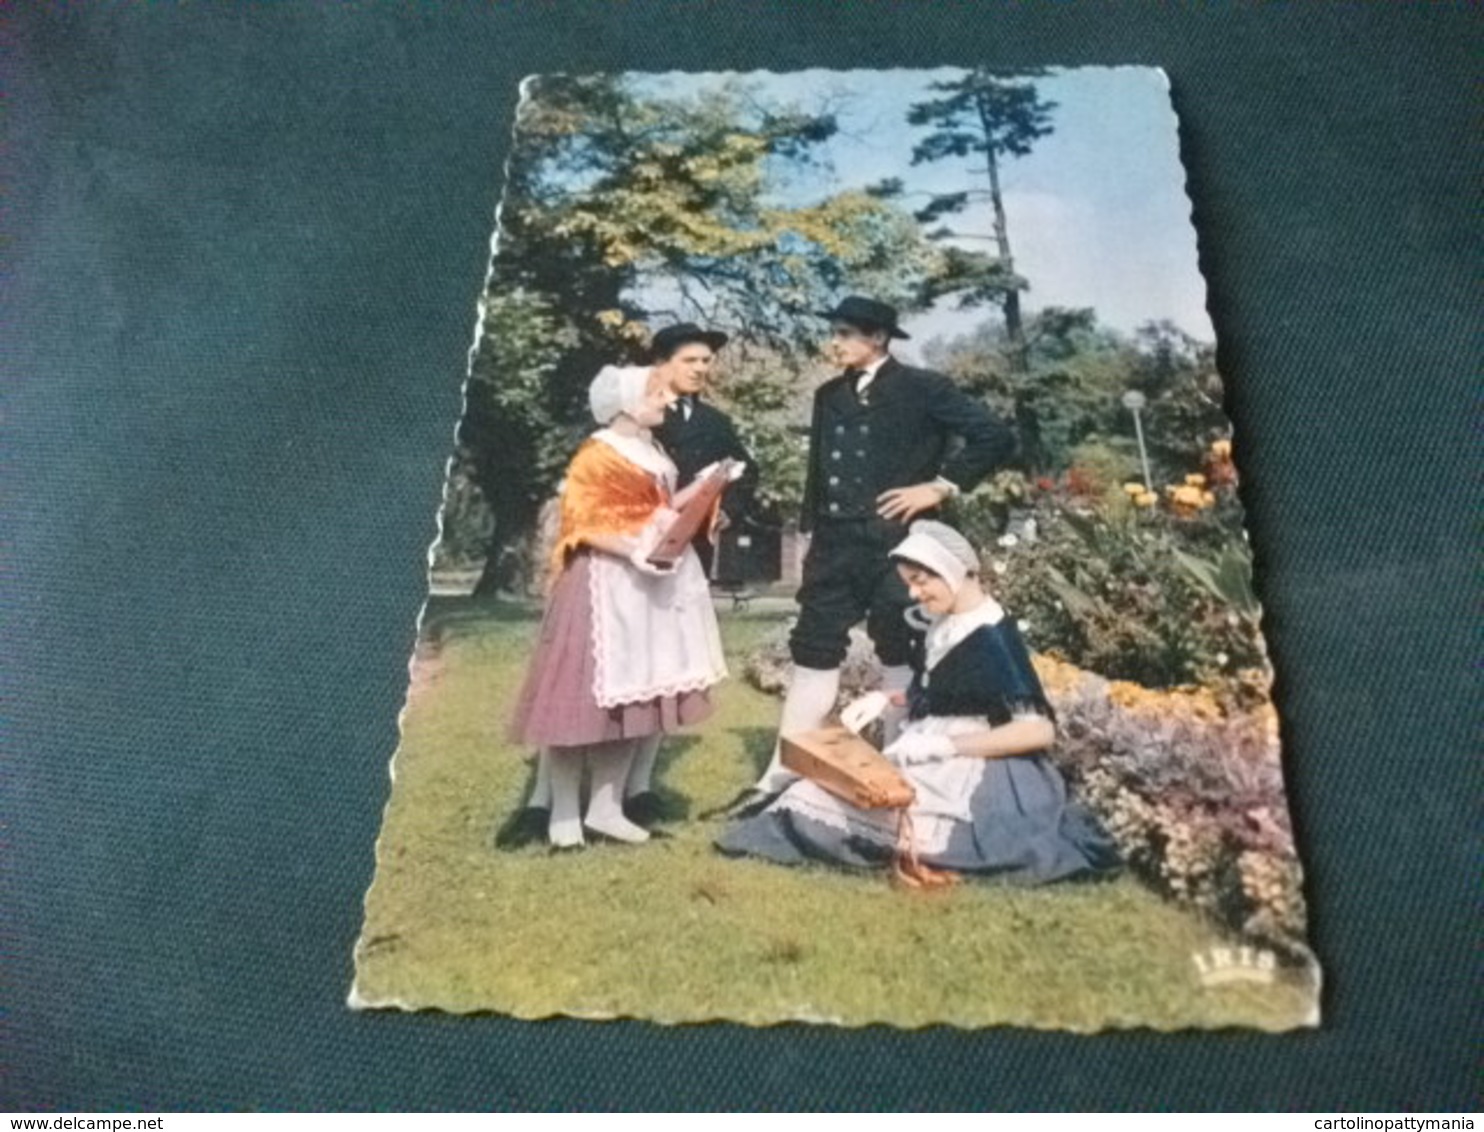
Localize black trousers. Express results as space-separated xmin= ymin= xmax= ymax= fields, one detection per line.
xmin=788 ymin=517 xmax=915 ymax=670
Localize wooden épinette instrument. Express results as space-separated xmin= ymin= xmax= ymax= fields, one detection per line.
xmin=646 ymin=459 xmax=736 ymax=567
xmin=780 ymin=725 xmax=915 ymax=810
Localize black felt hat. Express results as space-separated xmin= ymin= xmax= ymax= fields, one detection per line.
xmin=650 ymin=322 xmax=729 ymax=360
xmin=817 ymin=295 xmax=910 ymax=340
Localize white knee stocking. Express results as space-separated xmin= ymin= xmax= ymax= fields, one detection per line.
xmin=528 ymin=748 xmax=553 ymax=809
xmin=585 ymin=740 xmax=649 ymax=843
xmin=625 ymin=733 xmax=663 ymax=799
xmin=755 ymin=665 xmax=841 ymax=793
xmin=546 ymin=747 xmax=585 ymax=848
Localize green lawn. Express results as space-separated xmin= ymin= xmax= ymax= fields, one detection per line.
xmin=352 ymin=597 xmax=1318 ymax=1030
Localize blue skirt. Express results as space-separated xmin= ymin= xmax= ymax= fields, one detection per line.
xmin=716 ymin=753 xmax=1119 ymax=885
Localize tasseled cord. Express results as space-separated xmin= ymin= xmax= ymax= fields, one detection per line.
xmin=891 ymin=808 xmax=959 ymax=890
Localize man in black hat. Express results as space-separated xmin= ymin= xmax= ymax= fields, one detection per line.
xmin=603 ymin=321 xmax=757 ymax=826
xmin=728 ymin=295 xmax=1015 ymax=813
xmin=650 ymin=322 xmax=759 ymax=574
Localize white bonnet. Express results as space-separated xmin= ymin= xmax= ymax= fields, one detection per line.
xmin=588 ymin=364 xmax=654 ymax=425
xmin=889 ymin=520 xmax=980 ymax=594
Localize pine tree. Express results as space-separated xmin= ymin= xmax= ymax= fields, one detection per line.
xmin=906 ymin=69 xmax=1057 ymax=369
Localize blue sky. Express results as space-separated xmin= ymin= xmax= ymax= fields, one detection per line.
xmin=630 ymin=67 xmax=1215 ymax=360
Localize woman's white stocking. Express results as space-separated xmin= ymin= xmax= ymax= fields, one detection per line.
xmin=546 ymin=747 xmax=585 ymax=848
xmin=585 ymin=740 xmax=649 ymax=843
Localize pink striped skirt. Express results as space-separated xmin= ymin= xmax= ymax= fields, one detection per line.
xmin=509 ymin=553 xmax=714 ymax=747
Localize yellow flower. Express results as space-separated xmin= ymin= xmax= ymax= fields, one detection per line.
xmin=1211 ymin=439 xmax=1233 ymax=459
xmin=1123 ymin=482 xmax=1146 ymax=496
xmin=1185 ymin=473 xmax=1207 ymax=488
xmin=1201 ymin=491 xmax=1217 ymax=508
xmin=1135 ymin=491 xmax=1159 ymax=508
xmin=1170 ymin=485 xmax=1205 ymax=511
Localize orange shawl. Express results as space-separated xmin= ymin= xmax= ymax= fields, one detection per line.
xmin=550 ymin=437 xmax=671 ymax=578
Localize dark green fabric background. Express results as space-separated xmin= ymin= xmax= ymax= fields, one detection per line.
xmin=5 ymin=1 xmax=1479 ymax=1112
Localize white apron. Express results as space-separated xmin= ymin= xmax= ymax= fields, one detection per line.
xmin=585 ymin=429 xmax=728 ymax=709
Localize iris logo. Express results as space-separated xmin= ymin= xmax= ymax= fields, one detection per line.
xmin=1191 ymin=945 xmax=1278 ymax=987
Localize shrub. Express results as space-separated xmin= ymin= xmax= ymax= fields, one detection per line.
xmin=951 ymin=460 xmax=1267 ymax=701
xmin=743 ymin=623 xmax=882 ymax=706
xmin=430 ymin=458 xmax=497 ymax=573
xmin=1064 ymin=436 xmax=1142 ymax=509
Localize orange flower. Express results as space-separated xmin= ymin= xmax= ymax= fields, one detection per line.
xmin=1169 ymin=484 xmax=1206 ymax=515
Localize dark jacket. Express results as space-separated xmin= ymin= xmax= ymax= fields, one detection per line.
xmin=652 ymin=395 xmax=759 ymax=521
xmin=800 ymin=356 xmax=1015 ymax=532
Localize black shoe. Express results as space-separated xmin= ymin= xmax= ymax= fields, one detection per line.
xmin=494 ymin=807 xmax=550 ymax=849
xmin=584 ymin=826 xmax=669 ymax=844
xmin=583 ymin=830 xmax=646 ymax=847
xmin=623 ymin=791 xmax=666 ymax=828
xmin=701 ymin=787 xmax=781 ymax=822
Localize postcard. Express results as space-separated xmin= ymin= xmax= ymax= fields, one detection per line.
xmin=351 ymin=66 xmax=1319 ymax=1030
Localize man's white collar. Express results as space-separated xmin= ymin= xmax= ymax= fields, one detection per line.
xmin=855 ymin=354 xmax=890 ymax=391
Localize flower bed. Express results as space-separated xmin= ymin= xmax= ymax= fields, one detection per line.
xmin=1032 ymin=655 xmax=1308 ymax=956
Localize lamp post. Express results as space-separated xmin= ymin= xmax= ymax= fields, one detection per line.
xmin=1122 ymin=389 xmax=1153 ymax=492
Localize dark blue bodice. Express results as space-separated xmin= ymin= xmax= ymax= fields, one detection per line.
xmin=907 ymin=618 xmax=1053 ymax=727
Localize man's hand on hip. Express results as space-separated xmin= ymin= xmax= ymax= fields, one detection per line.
xmin=876 ymin=482 xmax=952 ymax=522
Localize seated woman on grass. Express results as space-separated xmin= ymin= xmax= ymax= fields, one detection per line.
xmin=717 ymin=520 xmax=1119 ymax=884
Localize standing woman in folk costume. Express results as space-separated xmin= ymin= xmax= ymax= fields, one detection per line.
xmin=508 ymin=365 xmax=732 ymax=849
xmin=718 ymin=520 xmax=1118 ymax=884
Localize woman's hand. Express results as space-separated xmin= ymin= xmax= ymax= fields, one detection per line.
xmin=580 ymin=509 xmax=680 ymax=574
xmin=884 ymin=731 xmax=958 ymax=766
xmin=697 ymin=459 xmax=746 ymax=484
xmin=626 ymin=514 xmax=679 ymax=576
xmin=840 ymin=691 xmax=889 ymax=734
xmin=628 ymin=550 xmax=677 ymax=577
xmin=674 ymin=460 xmax=747 ymax=508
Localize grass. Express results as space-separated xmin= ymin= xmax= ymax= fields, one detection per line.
xmin=352 ymin=596 xmax=1318 ymax=1030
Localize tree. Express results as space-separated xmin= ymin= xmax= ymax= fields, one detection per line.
xmin=457 ymin=286 xmax=586 ymax=591
xmin=1128 ymin=320 xmax=1230 ymax=476
xmin=458 ymin=75 xmax=941 ymax=591
xmin=906 ymin=69 xmax=1057 ymax=367
xmin=926 ymin=307 xmax=1129 ymax=475
xmin=925 ymin=310 xmax=1223 ymax=485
